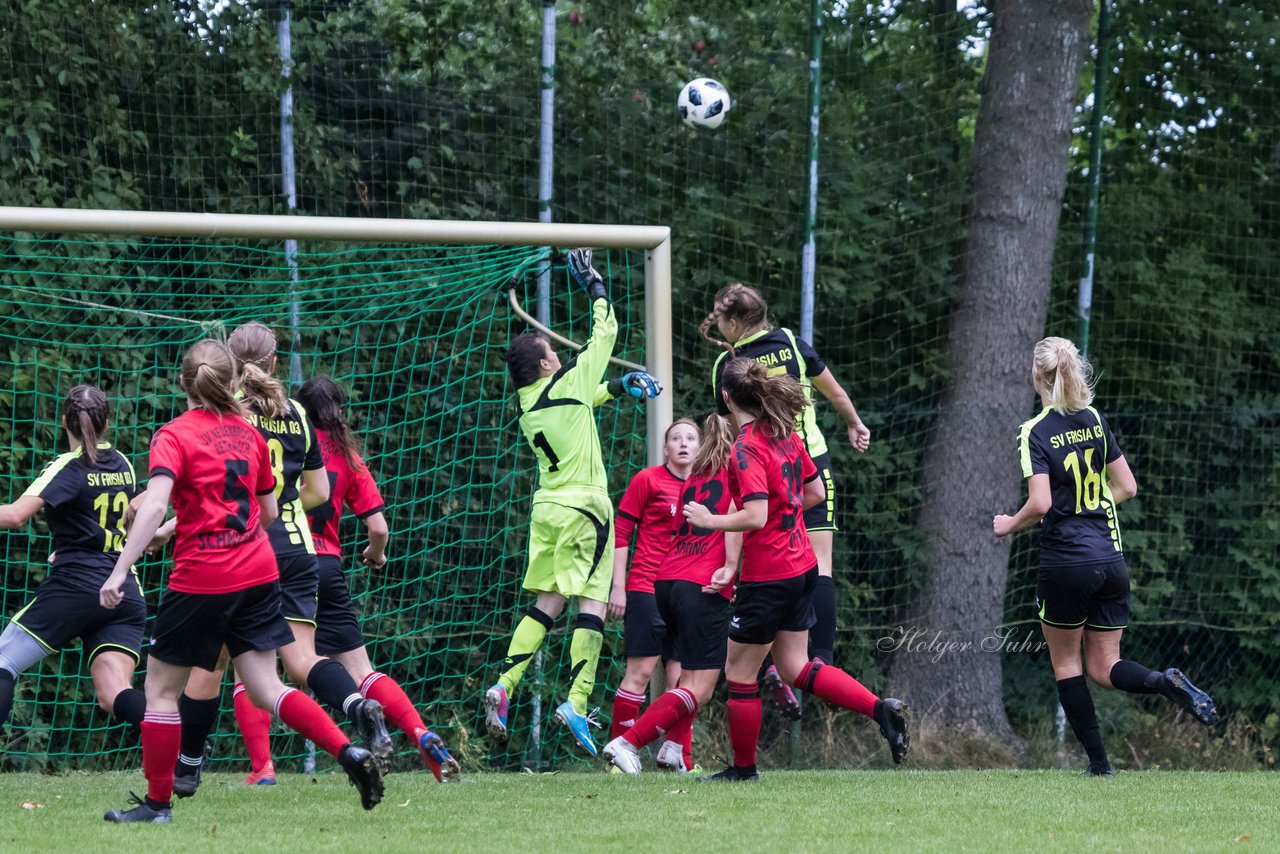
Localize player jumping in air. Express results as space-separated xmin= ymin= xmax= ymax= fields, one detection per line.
xmin=100 ymin=340 xmax=380 ymax=823
xmin=0 ymin=387 xmax=147 ymax=735
xmin=608 ymin=419 xmax=699 ymax=768
xmin=682 ymin=358 xmax=907 ymax=782
xmin=603 ymin=413 xmax=741 ymax=774
xmin=994 ymin=337 xmax=1218 ymax=776
xmin=296 ymin=375 xmax=459 ymax=782
xmin=703 ymin=283 xmax=871 ymax=715
xmin=483 ymin=248 xmax=663 ymax=756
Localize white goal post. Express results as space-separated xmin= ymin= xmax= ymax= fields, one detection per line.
xmin=0 ymin=206 xmax=673 ymax=466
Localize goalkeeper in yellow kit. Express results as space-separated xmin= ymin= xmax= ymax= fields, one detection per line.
xmin=483 ymin=249 xmax=662 ymax=756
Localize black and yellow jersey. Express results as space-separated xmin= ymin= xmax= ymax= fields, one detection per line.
xmin=21 ymin=443 xmax=138 ymax=573
xmin=517 ymin=296 xmax=618 ymax=501
xmin=244 ymin=398 xmax=322 ymax=555
xmin=712 ymin=326 xmax=829 ymax=457
xmin=1018 ymin=405 xmax=1124 ymax=565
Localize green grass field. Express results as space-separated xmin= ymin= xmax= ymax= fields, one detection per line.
xmin=1 ymin=768 xmax=1275 ymax=853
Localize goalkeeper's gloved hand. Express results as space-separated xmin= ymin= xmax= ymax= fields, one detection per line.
xmin=608 ymin=371 xmax=663 ymax=400
xmin=567 ymin=248 xmax=608 ymax=301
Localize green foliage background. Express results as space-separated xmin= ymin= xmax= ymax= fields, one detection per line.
xmin=1 ymin=0 xmax=1276 ymax=768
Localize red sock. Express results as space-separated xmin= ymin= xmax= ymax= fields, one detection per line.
xmin=622 ymin=687 xmax=697 ymax=750
xmin=611 ymin=688 xmax=647 ymax=739
xmin=797 ymin=659 xmax=878 ymax=717
xmin=360 ymin=672 xmax=427 ymax=739
xmin=233 ymin=682 xmax=273 ymax=773
xmin=726 ymin=681 xmax=761 ymax=768
xmin=663 ymin=707 xmax=696 ymax=769
xmin=275 ymin=688 xmax=349 ymax=757
xmin=141 ymin=711 xmax=182 ymax=805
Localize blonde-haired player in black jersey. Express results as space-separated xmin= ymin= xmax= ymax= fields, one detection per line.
xmin=995 ymin=336 xmax=1218 ymax=776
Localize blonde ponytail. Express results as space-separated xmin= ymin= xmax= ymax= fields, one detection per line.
xmin=1034 ymin=336 xmax=1095 ymax=414
xmin=228 ymin=322 xmax=288 ymax=418
xmin=691 ymin=412 xmax=735 ymax=476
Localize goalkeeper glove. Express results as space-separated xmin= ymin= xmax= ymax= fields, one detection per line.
xmin=608 ymin=371 xmax=663 ymax=400
xmin=567 ymin=248 xmax=608 ymax=301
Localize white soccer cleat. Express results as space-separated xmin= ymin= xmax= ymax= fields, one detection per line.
xmin=655 ymin=739 xmax=688 ymax=773
xmin=603 ymin=736 xmax=643 ymax=775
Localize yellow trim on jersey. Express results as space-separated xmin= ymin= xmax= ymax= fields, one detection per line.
xmin=291 ymin=397 xmax=314 ymax=457
xmin=1086 ymin=406 xmax=1124 ymax=554
xmin=22 ymin=451 xmax=80 ymax=499
xmin=1018 ymin=407 xmax=1052 ymax=478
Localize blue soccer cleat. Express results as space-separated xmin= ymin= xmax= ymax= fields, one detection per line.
xmin=484 ymin=684 xmax=510 ymax=742
xmin=418 ymin=730 xmax=461 ymax=782
xmin=555 ymin=700 xmax=601 ymax=756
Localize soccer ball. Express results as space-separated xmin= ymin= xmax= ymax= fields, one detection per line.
xmin=677 ymin=78 xmax=731 ymax=129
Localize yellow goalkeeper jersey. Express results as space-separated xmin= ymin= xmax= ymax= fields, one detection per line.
xmin=516 ymin=296 xmax=618 ymax=500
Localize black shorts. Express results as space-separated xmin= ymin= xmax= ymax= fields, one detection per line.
xmin=802 ymin=451 xmax=837 ymax=533
xmin=1036 ymin=557 xmax=1130 ymax=631
xmin=150 ymin=581 xmax=295 ymax=670
xmin=277 ymin=550 xmax=320 ymax=624
xmin=654 ymin=580 xmax=731 ymax=671
xmin=729 ymin=567 xmax=819 ymax=645
xmin=623 ymin=590 xmax=673 ymax=659
xmin=11 ymin=571 xmax=146 ymax=664
xmin=314 ymin=554 xmax=365 ymax=656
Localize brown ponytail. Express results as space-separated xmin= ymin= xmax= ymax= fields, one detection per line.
xmin=296 ymin=375 xmax=364 ymax=470
xmin=62 ymin=385 xmax=110 ymax=464
xmin=181 ymin=339 xmax=246 ymax=417
xmin=691 ymin=412 xmax=735 ymax=476
xmin=699 ymin=283 xmax=771 ymax=355
xmin=720 ymin=357 xmax=806 ymax=440
xmin=228 ymin=322 xmax=288 ymax=419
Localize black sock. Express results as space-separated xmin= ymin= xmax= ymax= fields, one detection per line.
xmin=145 ymin=795 xmax=171 ymax=811
xmin=810 ymin=576 xmax=837 ymax=665
xmin=306 ymin=658 xmax=362 ymax=717
xmin=1057 ymin=675 xmax=1108 ymax=766
xmin=757 ymin=654 xmax=776 ymax=681
xmin=177 ymin=693 xmax=221 ymax=762
xmin=112 ymin=687 xmax=146 ymax=725
xmin=1108 ymin=659 xmax=1163 ymax=695
xmin=0 ymin=670 xmax=15 ymax=727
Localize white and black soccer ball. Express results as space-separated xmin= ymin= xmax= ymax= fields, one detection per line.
xmin=677 ymin=78 xmax=731 ymax=129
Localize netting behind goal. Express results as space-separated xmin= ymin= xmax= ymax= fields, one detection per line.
xmin=0 ymin=234 xmax=649 ymax=772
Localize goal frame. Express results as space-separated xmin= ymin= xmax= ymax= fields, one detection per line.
xmin=0 ymin=206 xmax=673 ymax=466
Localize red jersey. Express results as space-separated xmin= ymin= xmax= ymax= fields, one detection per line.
xmin=615 ymin=464 xmax=685 ymax=593
xmin=148 ymin=408 xmax=278 ymax=594
xmin=305 ymin=428 xmax=387 ymax=559
xmin=728 ymin=422 xmax=818 ymax=583
xmin=658 ymin=466 xmax=733 ymax=599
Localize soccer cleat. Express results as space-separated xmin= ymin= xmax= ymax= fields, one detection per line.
xmin=1084 ymin=761 xmax=1117 ymax=777
xmin=602 ymin=736 xmax=642 ymax=775
xmin=244 ymin=760 xmax=277 ymax=786
xmin=1161 ymin=668 xmax=1219 ymax=726
xmin=104 ymin=791 xmax=173 ymax=824
xmin=418 ymin=730 xmax=461 ymax=783
xmin=655 ymin=739 xmax=688 ymax=773
xmin=762 ymin=665 xmax=802 ymax=721
xmin=483 ymin=684 xmax=510 ymax=742
xmin=874 ymin=698 xmax=911 ymax=764
xmin=555 ymin=700 xmax=601 ymax=756
xmin=696 ymin=764 xmax=759 ymax=783
xmin=171 ymin=740 xmax=211 ymax=799
xmin=352 ymin=699 xmax=394 ymax=769
xmin=338 ymin=744 xmax=384 ymax=811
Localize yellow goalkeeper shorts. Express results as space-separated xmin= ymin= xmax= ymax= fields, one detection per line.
xmin=523 ymin=495 xmax=614 ymax=603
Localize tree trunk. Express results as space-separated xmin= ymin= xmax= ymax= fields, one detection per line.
xmin=889 ymin=0 xmax=1093 ymax=746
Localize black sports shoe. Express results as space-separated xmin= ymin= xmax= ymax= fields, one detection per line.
xmin=171 ymin=740 xmax=211 ymax=799
xmin=1083 ymin=761 xmax=1117 ymax=777
xmin=696 ymin=765 xmax=760 ymax=783
xmin=874 ymin=698 xmax=910 ymax=764
xmin=351 ymin=699 xmax=394 ymax=769
xmin=1161 ymin=668 xmax=1219 ymax=725
xmin=339 ymin=744 xmax=385 ymax=811
xmin=104 ymin=791 xmax=173 ymax=824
